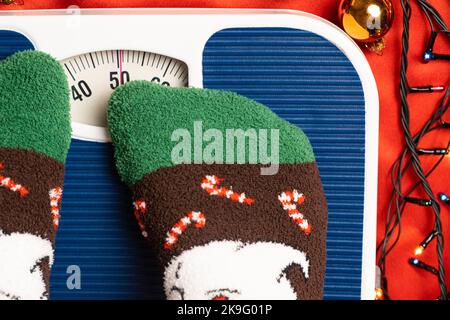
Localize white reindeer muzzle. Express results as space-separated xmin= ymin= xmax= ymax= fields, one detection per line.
xmin=164 ymin=240 xmax=309 ymax=300
xmin=0 ymin=231 xmax=53 ymax=300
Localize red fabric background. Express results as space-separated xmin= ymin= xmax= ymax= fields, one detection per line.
xmin=1 ymin=0 xmax=449 ymax=300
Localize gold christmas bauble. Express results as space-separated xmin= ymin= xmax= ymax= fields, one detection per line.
xmin=339 ymin=0 xmax=394 ymax=43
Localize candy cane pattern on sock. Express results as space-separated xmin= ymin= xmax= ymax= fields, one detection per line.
xmin=49 ymin=187 xmax=63 ymax=230
xmin=278 ymin=190 xmax=311 ymax=235
xmin=0 ymin=162 xmax=29 ymax=197
xmin=164 ymin=211 xmax=206 ymax=250
xmin=133 ymin=199 xmax=148 ymax=238
xmin=201 ymin=175 xmax=255 ymax=205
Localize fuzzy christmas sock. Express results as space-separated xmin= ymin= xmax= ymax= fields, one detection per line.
xmin=0 ymin=51 xmax=71 ymax=300
xmin=108 ymin=81 xmax=328 ymax=300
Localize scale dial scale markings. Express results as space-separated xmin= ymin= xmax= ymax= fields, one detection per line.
xmin=61 ymin=49 xmax=189 ymax=131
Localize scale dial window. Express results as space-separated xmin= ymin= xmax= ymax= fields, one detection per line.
xmin=60 ymin=50 xmax=188 ymax=136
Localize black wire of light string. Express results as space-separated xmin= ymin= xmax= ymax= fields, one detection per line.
xmin=376 ymin=63 xmax=450 ymax=299
xmin=377 ymin=87 xmax=450 ymax=261
xmin=377 ymin=126 xmax=449 ymax=275
xmin=398 ymin=0 xmax=447 ymax=299
xmin=378 ymin=138 xmax=449 ymax=259
xmin=417 ymin=0 xmax=448 ymax=30
xmin=377 ymin=18 xmax=450 ymax=294
xmin=376 ymin=0 xmax=449 ymax=300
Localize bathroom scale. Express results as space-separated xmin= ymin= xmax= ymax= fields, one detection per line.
xmin=0 ymin=8 xmax=379 ymax=300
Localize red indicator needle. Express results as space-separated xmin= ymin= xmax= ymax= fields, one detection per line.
xmin=119 ymin=49 xmax=123 ymax=84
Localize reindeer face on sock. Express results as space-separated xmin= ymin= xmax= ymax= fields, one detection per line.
xmin=0 ymin=154 xmax=65 ymax=300
xmin=0 ymin=232 xmax=53 ymax=300
xmin=164 ymin=240 xmax=309 ymax=300
xmin=132 ymin=167 xmax=327 ymax=300
xmin=159 ymin=176 xmax=312 ymax=300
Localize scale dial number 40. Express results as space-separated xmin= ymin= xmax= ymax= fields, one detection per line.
xmin=61 ymin=50 xmax=189 ymax=127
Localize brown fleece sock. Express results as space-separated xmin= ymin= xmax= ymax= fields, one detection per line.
xmin=0 ymin=51 xmax=71 ymax=300
xmin=108 ymin=82 xmax=328 ymax=300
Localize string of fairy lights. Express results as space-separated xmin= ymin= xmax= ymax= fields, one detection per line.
xmin=1 ymin=0 xmax=448 ymax=301
xmin=376 ymin=0 xmax=449 ymax=300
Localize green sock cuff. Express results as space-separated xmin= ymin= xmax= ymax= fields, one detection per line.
xmin=0 ymin=51 xmax=71 ymax=163
xmin=108 ymin=81 xmax=315 ymax=186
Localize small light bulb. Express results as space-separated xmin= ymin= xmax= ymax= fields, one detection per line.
xmin=424 ymin=51 xmax=433 ymax=61
xmin=375 ymin=288 xmax=384 ymax=300
xmin=414 ymin=246 xmax=424 ymax=256
xmin=439 ymin=192 xmax=450 ymax=204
